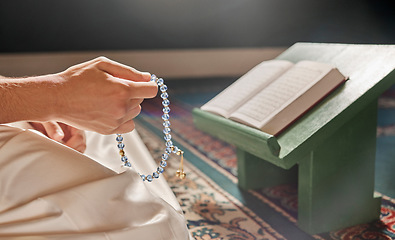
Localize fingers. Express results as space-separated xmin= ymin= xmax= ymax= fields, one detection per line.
xmin=95 ymin=57 xmax=158 ymax=99
xmin=57 ymin=56 xmax=158 ymax=135
xmin=127 ymin=98 xmax=144 ymax=112
xmin=112 ymin=119 xmax=136 ymax=134
xmin=45 ymin=122 xmax=86 ymax=153
xmin=126 ymin=80 xmax=158 ymax=99
xmin=91 ymin=103 xmax=141 ymax=135
xmin=28 ymin=122 xmax=46 ymax=135
xmin=64 ymin=126 xmax=86 ymax=153
xmin=41 ymin=121 xmax=65 ymax=142
xmin=94 ymin=56 xmax=151 ymax=82
xmin=92 ymin=57 xmax=158 ymax=99
xmin=112 ymin=100 xmax=144 ymax=133
xmin=29 ymin=121 xmax=86 ymax=153
xmin=122 ymin=104 xmax=142 ymax=125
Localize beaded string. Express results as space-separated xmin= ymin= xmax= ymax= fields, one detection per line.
xmin=115 ymin=74 xmax=186 ymax=182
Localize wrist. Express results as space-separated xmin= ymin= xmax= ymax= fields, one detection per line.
xmin=32 ymin=73 xmax=66 ymax=122
xmin=0 ymin=74 xmax=63 ymax=123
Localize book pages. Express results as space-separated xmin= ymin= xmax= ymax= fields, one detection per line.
xmin=201 ymin=60 xmax=293 ymax=118
xmin=230 ymin=61 xmax=333 ymax=128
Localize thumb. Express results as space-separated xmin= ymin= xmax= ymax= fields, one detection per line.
xmin=42 ymin=121 xmax=65 ymax=142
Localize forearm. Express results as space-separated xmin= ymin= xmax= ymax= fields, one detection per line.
xmin=0 ymin=74 xmax=61 ymax=124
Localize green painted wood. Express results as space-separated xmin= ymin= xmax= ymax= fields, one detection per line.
xmin=192 ymin=43 xmax=395 ymax=234
xmin=297 ymin=99 xmax=381 ymax=234
xmin=192 ymin=108 xmax=281 ymax=160
xmin=237 ymin=149 xmax=298 ymax=189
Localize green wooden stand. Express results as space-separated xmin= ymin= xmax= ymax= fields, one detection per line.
xmin=192 ymin=43 xmax=395 ymax=234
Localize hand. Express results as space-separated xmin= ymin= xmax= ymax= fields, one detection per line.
xmin=52 ymin=57 xmax=157 ymax=134
xmin=29 ymin=121 xmax=86 ymax=153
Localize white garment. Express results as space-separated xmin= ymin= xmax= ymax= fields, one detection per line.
xmin=0 ymin=124 xmax=191 ymax=240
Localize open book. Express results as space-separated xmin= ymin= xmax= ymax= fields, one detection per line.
xmin=200 ymin=60 xmax=347 ymax=136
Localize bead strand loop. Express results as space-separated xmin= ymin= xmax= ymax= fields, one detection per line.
xmin=115 ymin=74 xmax=186 ymax=182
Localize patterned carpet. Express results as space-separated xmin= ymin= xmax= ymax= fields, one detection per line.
xmin=135 ymin=78 xmax=395 ymax=240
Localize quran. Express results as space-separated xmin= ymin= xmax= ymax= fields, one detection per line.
xmin=201 ymin=60 xmax=347 ymax=135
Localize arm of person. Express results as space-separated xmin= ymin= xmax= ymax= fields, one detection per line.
xmin=0 ymin=57 xmax=157 ymax=134
xmin=0 ymin=75 xmax=87 ymax=152
xmin=0 ymin=74 xmax=60 ymax=124
xmin=0 ymin=57 xmax=157 ymax=152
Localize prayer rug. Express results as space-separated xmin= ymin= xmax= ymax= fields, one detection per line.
xmin=135 ymin=79 xmax=395 ymax=240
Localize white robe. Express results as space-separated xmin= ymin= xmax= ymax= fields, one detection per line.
xmin=0 ymin=123 xmax=191 ymax=240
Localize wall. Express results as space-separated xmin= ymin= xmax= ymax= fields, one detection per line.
xmin=0 ymin=0 xmax=394 ymax=53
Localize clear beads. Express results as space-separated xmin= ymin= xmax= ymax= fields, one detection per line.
xmin=163 ymin=127 xmax=171 ymax=134
xmin=160 ymin=92 xmax=169 ymax=99
xmin=146 ymin=175 xmax=153 ymax=182
xmin=160 ymin=160 xmax=167 ymax=168
xmin=164 ymin=134 xmax=172 ymax=141
xmin=156 ymin=78 xmax=164 ymax=86
xmin=162 ymin=153 xmax=169 ymax=160
xmin=165 ymin=147 xmax=172 ymax=154
xmin=162 ymin=114 xmax=170 ymax=121
xmin=116 ymin=134 xmax=132 ymax=168
xmin=116 ymin=135 xmax=123 ymax=142
xmin=162 ymin=99 xmax=170 ymax=106
xmin=163 ymin=121 xmax=171 ymax=127
xmin=115 ymin=74 xmax=186 ymax=182
xmin=117 ymin=143 xmax=125 ymax=149
xmin=163 ymin=107 xmax=170 ymax=114
xmin=166 ymin=141 xmax=173 ymax=147
xmin=160 ymin=85 xmax=168 ymax=92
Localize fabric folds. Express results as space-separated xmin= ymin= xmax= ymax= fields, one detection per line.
xmin=0 ymin=124 xmax=191 ymax=240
